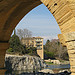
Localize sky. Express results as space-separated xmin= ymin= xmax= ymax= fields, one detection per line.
xmin=15 ymin=4 xmax=61 ymax=44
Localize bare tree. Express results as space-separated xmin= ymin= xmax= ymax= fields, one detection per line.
xmin=17 ymin=28 xmax=32 ymax=39
xmin=17 ymin=29 xmax=23 ymax=39
xmin=23 ymin=29 xmax=32 ymax=38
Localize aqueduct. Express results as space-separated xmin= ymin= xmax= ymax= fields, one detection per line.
xmin=0 ymin=0 xmax=75 ymax=75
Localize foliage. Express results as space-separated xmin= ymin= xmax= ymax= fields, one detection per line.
xmin=8 ymin=34 xmax=25 ymax=54
xmin=44 ymin=50 xmax=55 ymax=59
xmin=44 ymin=39 xmax=69 ymax=60
xmin=7 ymin=33 xmax=38 ymax=56
xmin=25 ymin=47 xmax=38 ymax=56
xmin=45 ymin=62 xmax=53 ymax=65
xmin=7 ymin=48 xmax=13 ymax=53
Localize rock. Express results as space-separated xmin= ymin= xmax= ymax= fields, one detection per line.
xmin=5 ymin=54 xmax=46 ymax=70
xmin=58 ymin=69 xmax=71 ymax=75
xmin=44 ymin=59 xmax=61 ymax=65
xmin=39 ymin=69 xmax=54 ymax=74
xmin=59 ymin=69 xmax=70 ymax=73
xmin=51 ymin=60 xmax=61 ymax=64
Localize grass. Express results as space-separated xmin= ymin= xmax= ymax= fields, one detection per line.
xmin=45 ymin=61 xmax=59 ymax=65
xmin=45 ymin=62 xmax=54 ymax=65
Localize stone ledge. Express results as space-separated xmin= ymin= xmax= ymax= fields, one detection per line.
xmin=67 ymin=41 xmax=75 ymax=50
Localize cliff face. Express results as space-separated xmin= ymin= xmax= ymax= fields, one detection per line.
xmin=5 ymin=54 xmax=46 ymax=70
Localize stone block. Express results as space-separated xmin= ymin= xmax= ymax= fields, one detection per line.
xmin=71 ymin=66 xmax=75 ymax=72
xmin=60 ymin=17 xmax=75 ymax=33
xmin=63 ymin=32 xmax=75 ymax=42
xmin=68 ymin=50 xmax=75 ymax=56
xmin=54 ymin=5 xmax=70 ymax=20
xmin=58 ymin=34 xmax=66 ymax=46
xmin=71 ymin=73 xmax=75 ymax=75
xmin=67 ymin=41 xmax=75 ymax=50
xmin=68 ymin=50 xmax=75 ymax=53
xmin=41 ymin=0 xmax=50 ymax=6
xmin=58 ymin=11 xmax=73 ymax=26
xmin=69 ymin=58 xmax=75 ymax=66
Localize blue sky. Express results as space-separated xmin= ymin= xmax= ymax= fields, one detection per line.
xmin=15 ymin=4 xmax=61 ymax=44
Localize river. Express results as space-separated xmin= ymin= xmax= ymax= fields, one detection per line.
xmin=5 ymin=64 xmax=70 ymax=75
xmin=46 ymin=64 xmax=70 ymax=69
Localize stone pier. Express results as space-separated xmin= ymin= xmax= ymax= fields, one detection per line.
xmin=0 ymin=42 xmax=9 ymax=75
xmin=58 ymin=32 xmax=75 ymax=75
xmin=63 ymin=32 xmax=75 ymax=75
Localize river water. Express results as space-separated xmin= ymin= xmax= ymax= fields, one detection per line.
xmin=5 ymin=64 xmax=70 ymax=75
xmin=46 ymin=64 xmax=70 ymax=69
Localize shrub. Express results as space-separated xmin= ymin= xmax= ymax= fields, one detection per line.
xmin=7 ymin=48 xmax=13 ymax=53
xmin=44 ymin=50 xmax=55 ymax=59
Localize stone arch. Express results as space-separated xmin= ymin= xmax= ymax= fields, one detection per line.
xmin=0 ymin=0 xmax=75 ymax=75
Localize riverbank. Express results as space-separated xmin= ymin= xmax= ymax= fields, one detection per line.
xmin=44 ymin=59 xmax=69 ymax=65
xmin=5 ymin=54 xmax=46 ymax=70
xmin=5 ymin=54 xmax=71 ymax=75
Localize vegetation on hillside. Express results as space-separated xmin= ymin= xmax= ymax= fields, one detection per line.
xmin=44 ymin=39 xmax=69 ymax=60
xmin=6 ymin=30 xmax=38 ymax=56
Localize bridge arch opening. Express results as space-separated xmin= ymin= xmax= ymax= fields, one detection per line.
xmin=14 ymin=3 xmax=63 ymax=61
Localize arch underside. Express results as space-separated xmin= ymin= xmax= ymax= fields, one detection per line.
xmin=0 ymin=0 xmax=75 ymax=75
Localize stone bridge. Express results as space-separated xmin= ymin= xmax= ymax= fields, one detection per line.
xmin=0 ymin=0 xmax=75 ymax=75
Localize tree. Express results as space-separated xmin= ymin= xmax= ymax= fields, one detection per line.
xmin=17 ymin=28 xmax=32 ymax=39
xmin=7 ymin=32 xmax=25 ymax=54
xmin=17 ymin=29 xmax=23 ymax=39
xmin=44 ymin=39 xmax=69 ymax=60
xmin=44 ymin=39 xmax=51 ymax=51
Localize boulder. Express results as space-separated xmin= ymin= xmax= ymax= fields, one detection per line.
xmin=51 ymin=60 xmax=61 ymax=64
xmin=59 ymin=69 xmax=70 ymax=73
xmin=39 ymin=69 xmax=54 ymax=74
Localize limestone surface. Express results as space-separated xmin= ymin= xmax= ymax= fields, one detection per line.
xmin=5 ymin=54 xmax=46 ymax=70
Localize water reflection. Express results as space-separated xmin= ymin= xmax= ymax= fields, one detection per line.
xmin=5 ymin=64 xmax=70 ymax=75
xmin=5 ymin=69 xmax=40 ymax=75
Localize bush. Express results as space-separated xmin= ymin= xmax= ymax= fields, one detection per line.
xmin=44 ymin=50 xmax=55 ymax=59
xmin=25 ymin=47 xmax=38 ymax=56
xmin=7 ymin=48 xmax=13 ymax=53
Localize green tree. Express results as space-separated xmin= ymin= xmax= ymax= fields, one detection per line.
xmin=8 ymin=33 xmax=25 ymax=54
xmin=44 ymin=39 xmax=51 ymax=51
xmin=7 ymin=29 xmax=39 ymax=56
xmin=25 ymin=47 xmax=38 ymax=56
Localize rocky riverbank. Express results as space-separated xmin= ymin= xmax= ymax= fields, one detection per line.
xmin=5 ymin=54 xmax=46 ymax=70
xmin=44 ymin=59 xmax=69 ymax=65
xmin=39 ymin=69 xmax=71 ymax=75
